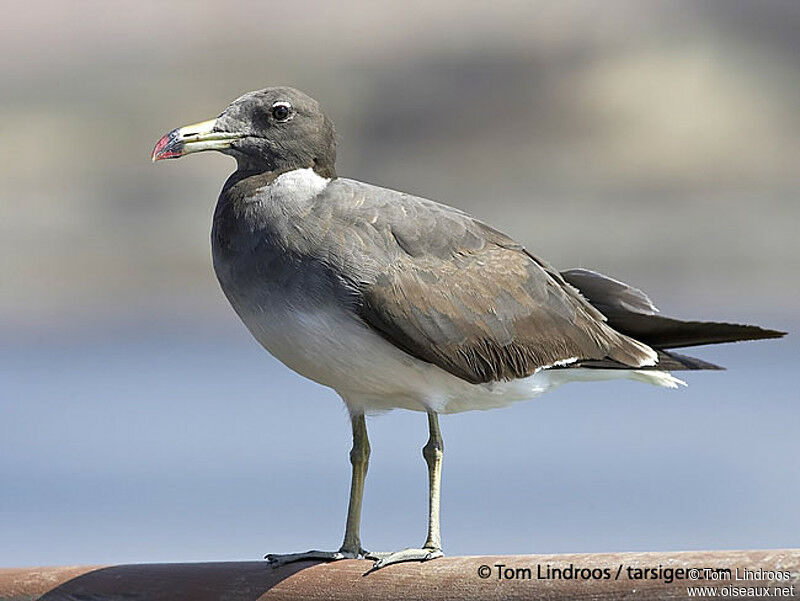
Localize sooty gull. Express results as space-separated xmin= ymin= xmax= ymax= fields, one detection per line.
xmin=152 ymin=86 xmax=785 ymax=570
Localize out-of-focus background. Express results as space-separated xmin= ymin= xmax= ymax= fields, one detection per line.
xmin=1 ymin=0 xmax=798 ymax=567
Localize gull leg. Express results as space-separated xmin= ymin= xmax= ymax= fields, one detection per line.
xmin=340 ymin=411 xmax=371 ymax=556
xmin=266 ymin=412 xmax=371 ymax=566
xmin=367 ymin=410 xmax=444 ymax=570
xmin=422 ymin=410 xmax=444 ymax=552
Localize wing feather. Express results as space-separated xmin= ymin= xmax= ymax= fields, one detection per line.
xmin=319 ymin=180 xmax=656 ymax=384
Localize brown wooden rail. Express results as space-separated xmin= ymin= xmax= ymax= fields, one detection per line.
xmin=1 ymin=549 xmax=798 ymax=600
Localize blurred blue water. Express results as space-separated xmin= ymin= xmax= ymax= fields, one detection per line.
xmin=1 ymin=320 xmax=797 ymax=567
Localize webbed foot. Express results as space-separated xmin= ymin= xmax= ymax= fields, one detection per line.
xmin=365 ymin=547 xmax=444 ymax=572
xmin=265 ymin=547 xmax=368 ymax=567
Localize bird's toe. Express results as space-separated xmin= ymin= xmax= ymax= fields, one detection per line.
xmin=366 ymin=547 xmax=444 ymax=572
xmin=265 ymin=549 xmax=357 ymax=567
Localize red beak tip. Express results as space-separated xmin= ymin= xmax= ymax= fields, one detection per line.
xmin=153 ymin=151 xmax=181 ymax=162
xmin=151 ymin=133 xmax=178 ymax=162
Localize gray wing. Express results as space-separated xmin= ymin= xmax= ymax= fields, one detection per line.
xmin=316 ymin=179 xmax=657 ymax=384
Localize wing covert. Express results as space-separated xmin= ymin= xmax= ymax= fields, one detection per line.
xmin=326 ymin=181 xmax=657 ymax=384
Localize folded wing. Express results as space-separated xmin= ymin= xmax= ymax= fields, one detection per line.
xmin=332 ymin=182 xmax=657 ymax=385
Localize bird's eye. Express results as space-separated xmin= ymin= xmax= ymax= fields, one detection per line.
xmin=271 ymin=102 xmax=292 ymax=122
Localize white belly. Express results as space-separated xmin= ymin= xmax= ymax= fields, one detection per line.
xmin=231 ymin=299 xmax=500 ymax=413
xmin=229 ymin=299 xmax=684 ymax=415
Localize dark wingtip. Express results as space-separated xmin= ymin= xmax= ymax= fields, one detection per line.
xmin=736 ymin=325 xmax=788 ymax=341
xmin=602 ymin=313 xmax=788 ymax=350
xmin=683 ymin=322 xmax=788 ymax=348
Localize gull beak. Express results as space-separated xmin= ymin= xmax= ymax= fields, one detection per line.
xmin=151 ymin=118 xmax=242 ymax=162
